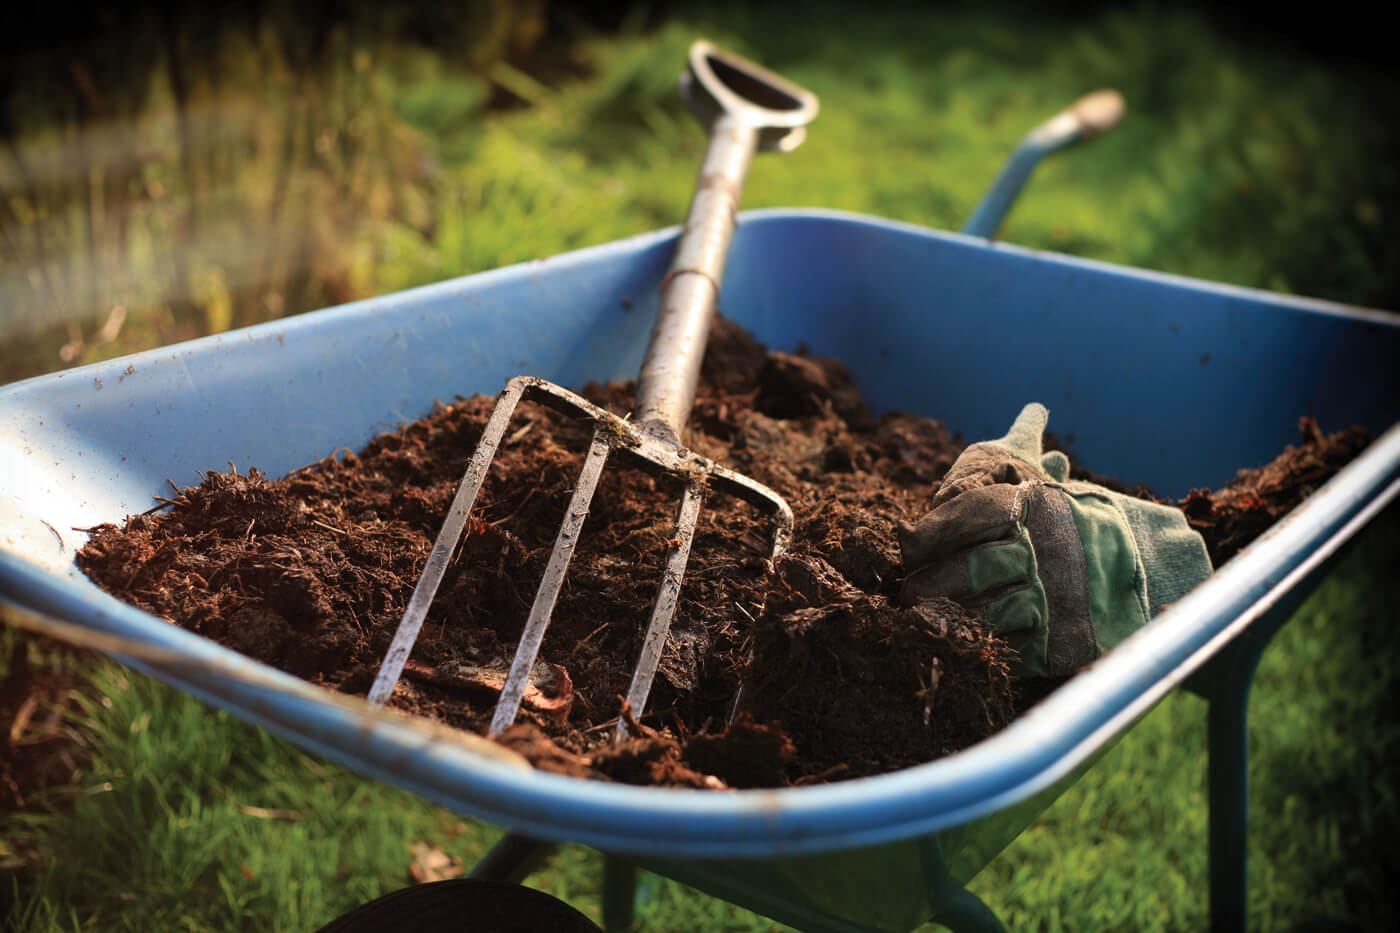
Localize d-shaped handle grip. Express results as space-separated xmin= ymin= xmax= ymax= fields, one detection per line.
xmin=633 ymin=41 xmax=819 ymax=442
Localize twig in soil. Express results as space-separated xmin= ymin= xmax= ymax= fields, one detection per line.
xmin=917 ymin=657 xmax=942 ymax=728
xmin=488 ymin=487 xmax=539 ymax=528
xmin=569 ymin=621 xmax=610 ymax=659
xmin=310 ymin=518 xmax=347 ymax=536
xmin=619 ymin=699 xmax=651 ymax=737
xmin=794 ymin=763 xmax=850 ymax=786
xmin=670 ymin=711 xmax=690 ymax=741
xmin=687 ymin=561 xmax=748 ymax=583
xmin=7 ymin=695 xmax=40 ymax=744
xmin=580 ymin=717 xmax=623 ymax=736
xmin=166 ymin=477 xmax=182 ymax=496
xmin=505 ymin=420 xmax=535 ymax=446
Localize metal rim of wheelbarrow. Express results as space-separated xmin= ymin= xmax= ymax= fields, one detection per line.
xmin=5 ymin=449 xmax=1395 ymax=860
xmin=1 ymin=208 xmax=1397 ymax=861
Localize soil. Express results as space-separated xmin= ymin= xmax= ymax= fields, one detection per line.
xmin=72 ymin=319 xmax=1372 ymax=789
xmin=1180 ymin=416 xmax=1372 ymax=566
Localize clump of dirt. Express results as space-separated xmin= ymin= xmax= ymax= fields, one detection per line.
xmin=1180 ymin=417 xmax=1373 ymax=566
xmin=74 ymin=319 xmax=1371 ymax=789
xmin=741 ymin=556 xmax=1014 ymax=781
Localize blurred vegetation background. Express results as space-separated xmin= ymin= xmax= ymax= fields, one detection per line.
xmin=1 ymin=0 xmax=548 ymax=380
xmin=2 ymin=1 xmax=1397 ymax=930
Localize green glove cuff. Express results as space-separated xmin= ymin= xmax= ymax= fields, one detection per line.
xmin=1105 ymin=487 xmax=1214 ymax=617
xmin=1059 ymin=482 xmax=1213 ymax=655
xmin=1059 ymin=487 xmax=1151 ymax=655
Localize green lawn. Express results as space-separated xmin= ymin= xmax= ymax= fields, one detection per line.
xmin=3 ymin=2 xmax=1397 ymax=930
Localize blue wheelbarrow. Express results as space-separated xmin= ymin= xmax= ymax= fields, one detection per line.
xmin=2 ymin=62 xmax=1399 ymax=933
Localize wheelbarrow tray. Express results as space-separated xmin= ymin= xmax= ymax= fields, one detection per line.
xmin=3 ymin=208 xmax=1398 ymax=932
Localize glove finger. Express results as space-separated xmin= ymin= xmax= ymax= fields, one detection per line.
xmin=931 ymin=447 xmax=1047 ymax=507
xmin=981 ymin=585 xmax=1047 ymax=635
xmin=901 ymin=556 xmax=975 ymax=604
xmin=901 ymin=530 xmax=1037 ymax=608
xmin=982 ymin=586 xmax=1051 ymax=674
xmin=989 ymin=402 xmax=1049 ymax=464
xmin=1041 ymin=450 xmax=1070 ymax=483
xmin=897 ymin=483 xmax=1026 ymax=569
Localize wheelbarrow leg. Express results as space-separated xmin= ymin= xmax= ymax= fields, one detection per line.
xmin=920 ymin=836 xmax=1008 ymax=933
xmin=1206 ymin=637 xmax=1258 ymax=933
xmin=1196 ymin=499 xmax=1393 ymax=931
xmin=929 ymin=888 xmax=1008 ymax=933
xmin=602 ymin=855 xmax=638 ymax=932
xmin=1201 ymin=582 xmax=1313 ymax=932
xmin=469 ymin=832 xmax=558 ymax=884
xmin=471 ymin=836 xmax=636 ymax=930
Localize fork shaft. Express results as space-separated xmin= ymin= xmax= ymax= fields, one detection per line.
xmin=633 ymin=113 xmax=758 ymax=441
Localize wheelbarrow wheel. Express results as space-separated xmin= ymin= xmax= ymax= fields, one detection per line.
xmin=313 ymin=879 xmax=603 ymax=933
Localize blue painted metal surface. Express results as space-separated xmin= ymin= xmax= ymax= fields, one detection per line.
xmin=2 ymin=209 xmax=1398 ymax=931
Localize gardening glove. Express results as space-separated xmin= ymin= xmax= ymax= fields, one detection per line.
xmin=898 ymin=403 xmax=1212 ymax=678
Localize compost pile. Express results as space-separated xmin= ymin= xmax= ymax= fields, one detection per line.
xmin=75 ymin=320 xmax=1371 ymax=789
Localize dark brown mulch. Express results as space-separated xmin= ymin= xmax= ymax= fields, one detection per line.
xmin=71 ymin=319 xmax=1371 ymax=789
xmin=1180 ymin=417 xmax=1373 ymax=566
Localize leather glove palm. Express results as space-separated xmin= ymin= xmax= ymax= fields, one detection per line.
xmin=898 ymin=404 xmax=1212 ymax=678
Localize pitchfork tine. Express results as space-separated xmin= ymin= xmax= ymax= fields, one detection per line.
xmin=489 ymin=429 xmax=612 ymax=735
xmin=613 ymin=477 xmax=706 ymax=742
xmin=366 ymin=378 xmax=528 ymax=707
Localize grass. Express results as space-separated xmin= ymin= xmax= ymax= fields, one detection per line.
xmin=2 ymin=1 xmax=1397 ymax=930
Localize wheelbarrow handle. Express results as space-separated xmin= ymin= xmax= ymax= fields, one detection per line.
xmin=632 ymin=41 xmax=818 ymax=443
xmin=962 ymin=89 xmax=1125 ymax=239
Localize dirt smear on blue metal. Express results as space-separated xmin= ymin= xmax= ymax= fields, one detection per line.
xmin=72 ymin=319 xmax=1371 ymax=789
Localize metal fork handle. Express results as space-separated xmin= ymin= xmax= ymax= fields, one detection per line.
xmin=632 ymin=41 xmax=819 ymax=443
xmin=632 ymin=114 xmax=757 ymax=443
xmin=374 ymin=44 xmax=814 ymax=735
